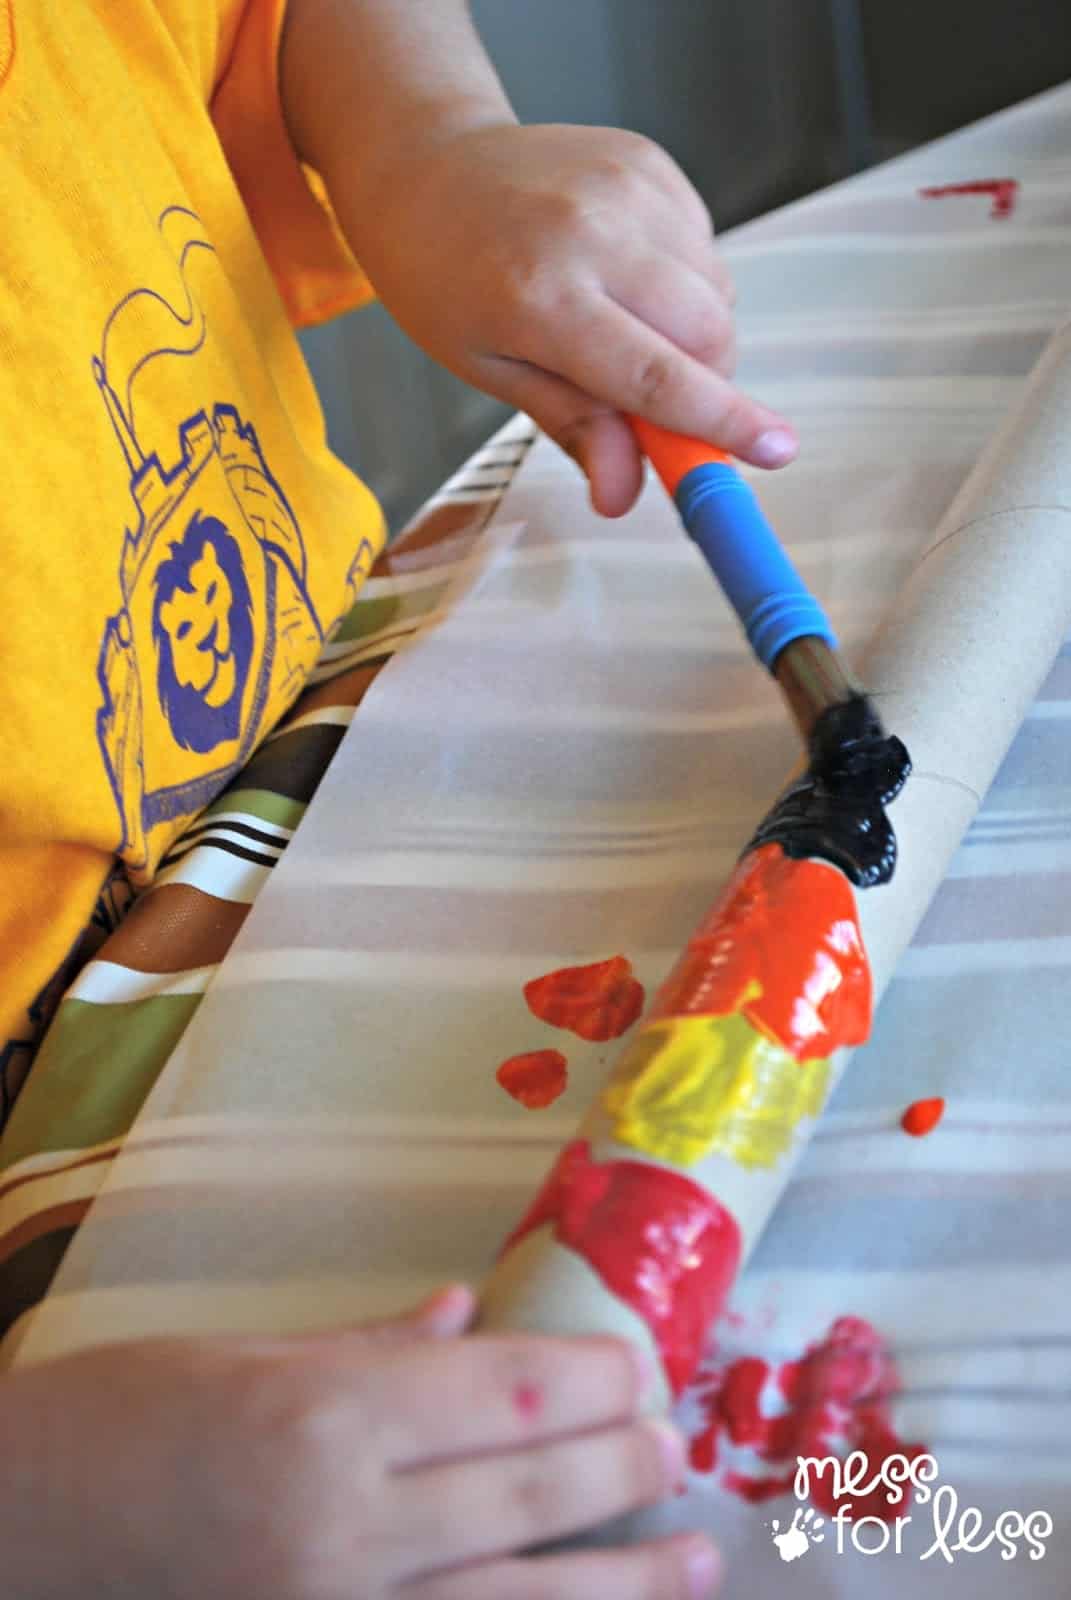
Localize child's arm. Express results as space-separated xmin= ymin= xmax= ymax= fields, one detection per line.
xmin=2 ymin=1285 xmax=721 ymax=1596
xmin=280 ymin=0 xmax=798 ymax=517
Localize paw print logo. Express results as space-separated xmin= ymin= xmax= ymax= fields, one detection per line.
xmin=770 ymin=1508 xmax=825 ymax=1563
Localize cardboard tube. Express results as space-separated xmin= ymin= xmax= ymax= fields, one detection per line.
xmin=477 ymin=322 xmax=1071 ymax=1414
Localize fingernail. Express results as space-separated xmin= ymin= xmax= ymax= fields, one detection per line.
xmin=751 ymin=427 xmax=798 ymax=468
xmin=683 ymin=1535 xmax=722 ymax=1599
xmin=648 ymin=1417 xmax=687 ymax=1487
xmin=420 ymin=1284 xmax=472 ymax=1330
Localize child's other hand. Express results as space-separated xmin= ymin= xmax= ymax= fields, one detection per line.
xmin=353 ymin=123 xmax=797 ymax=515
xmin=5 ymin=1282 xmax=721 ymax=1598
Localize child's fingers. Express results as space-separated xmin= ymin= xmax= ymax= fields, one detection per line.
xmin=547 ymin=407 xmax=644 ymax=517
xmin=608 ymin=254 xmax=737 ymax=378
xmin=404 ymin=1532 xmax=723 ymax=1600
xmin=509 ymin=293 xmax=795 ymax=467
xmin=565 ymin=410 xmax=647 ymax=516
xmin=474 ymin=355 xmax=644 ymax=516
xmin=633 ymin=209 xmax=736 ymax=305
xmin=343 ymin=1282 xmax=477 ymax=1344
xmin=677 ymin=228 xmax=737 ymax=306
xmin=402 ymin=1283 xmax=477 ymax=1336
xmin=370 ymin=1332 xmax=644 ymax=1468
xmin=269 ymin=1284 xmax=477 ymax=1351
xmin=391 ymin=1415 xmax=687 ymax=1578
xmin=612 ymin=185 xmax=735 ymax=305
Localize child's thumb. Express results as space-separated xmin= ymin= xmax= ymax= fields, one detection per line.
xmin=316 ymin=1282 xmax=476 ymax=1349
xmin=398 ymin=1282 xmax=476 ymax=1337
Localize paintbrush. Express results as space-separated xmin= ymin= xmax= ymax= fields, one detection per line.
xmin=630 ymin=418 xmax=910 ymax=888
xmin=628 ymin=417 xmax=858 ymax=741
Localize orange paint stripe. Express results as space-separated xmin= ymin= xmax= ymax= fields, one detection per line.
xmin=651 ymin=844 xmax=872 ymax=1062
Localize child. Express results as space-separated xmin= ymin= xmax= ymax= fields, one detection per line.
xmin=0 ymin=2 xmax=797 ymax=1592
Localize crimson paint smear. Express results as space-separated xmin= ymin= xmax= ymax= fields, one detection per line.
xmin=496 ymin=1049 xmax=568 ymax=1108
xmin=686 ymin=1316 xmax=927 ymax=1520
xmin=500 ymin=1139 xmax=741 ymax=1396
xmin=901 ymin=1096 xmax=945 ymax=1137
xmin=524 ymin=956 xmax=645 ymax=1042
xmin=919 ymin=178 xmax=1018 ymax=218
xmin=651 ymin=843 xmax=871 ymax=1061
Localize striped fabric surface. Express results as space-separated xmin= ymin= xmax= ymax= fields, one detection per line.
xmin=0 ymin=415 xmax=536 ymax=1348
xmin=9 ymin=86 xmax=1071 ymax=1598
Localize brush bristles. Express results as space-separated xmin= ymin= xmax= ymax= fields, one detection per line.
xmin=773 ymin=637 xmax=860 ymax=742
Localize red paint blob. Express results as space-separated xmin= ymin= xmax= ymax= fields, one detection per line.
xmin=919 ymin=178 xmax=1018 ymax=218
xmin=524 ymin=956 xmax=645 ymax=1042
xmin=500 ymin=1139 xmax=741 ymax=1397
xmin=686 ymin=1316 xmax=927 ymax=1521
xmin=496 ymin=1049 xmax=568 ymax=1108
xmin=652 ymin=844 xmax=871 ymax=1061
xmin=901 ymin=1096 xmax=945 ymax=1137
xmin=512 ymin=1381 xmax=543 ymax=1421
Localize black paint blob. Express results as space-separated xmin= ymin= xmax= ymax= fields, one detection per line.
xmin=747 ymin=695 xmax=911 ymax=888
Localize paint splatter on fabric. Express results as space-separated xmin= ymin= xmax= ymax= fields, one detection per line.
xmin=495 ymin=1048 xmax=569 ymax=1109
xmin=901 ymin=1096 xmax=945 ymax=1137
xmin=523 ymin=955 xmax=645 ymax=1042
xmin=920 ymin=178 xmax=1019 ymax=219
xmin=748 ymin=696 xmax=910 ymax=889
xmin=500 ymin=1138 xmax=741 ymax=1396
xmin=681 ymin=1315 xmax=927 ymax=1520
xmin=603 ymin=1011 xmax=830 ymax=1168
xmin=651 ymin=843 xmax=871 ymax=1061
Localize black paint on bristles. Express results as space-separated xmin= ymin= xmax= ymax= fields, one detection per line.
xmin=746 ymin=694 xmax=911 ymax=888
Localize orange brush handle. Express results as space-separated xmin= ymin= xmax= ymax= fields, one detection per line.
xmin=628 ymin=416 xmax=732 ymax=496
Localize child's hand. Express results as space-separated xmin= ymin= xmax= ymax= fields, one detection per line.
xmin=345 ymin=122 xmax=797 ymax=515
xmin=4 ymin=1283 xmax=721 ymax=1598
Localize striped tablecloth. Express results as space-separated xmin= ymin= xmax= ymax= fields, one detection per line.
xmin=5 ymin=82 xmax=1071 ymax=1599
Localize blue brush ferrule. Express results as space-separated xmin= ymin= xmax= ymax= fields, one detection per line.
xmin=674 ymin=462 xmax=836 ymax=670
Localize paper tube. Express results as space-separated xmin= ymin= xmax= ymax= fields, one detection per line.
xmin=476 ymin=320 xmax=1071 ymax=1415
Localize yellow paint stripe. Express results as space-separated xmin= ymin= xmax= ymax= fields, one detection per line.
xmin=602 ymin=1012 xmax=830 ymax=1169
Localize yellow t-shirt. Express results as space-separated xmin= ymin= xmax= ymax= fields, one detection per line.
xmin=0 ymin=0 xmax=386 ymax=1117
